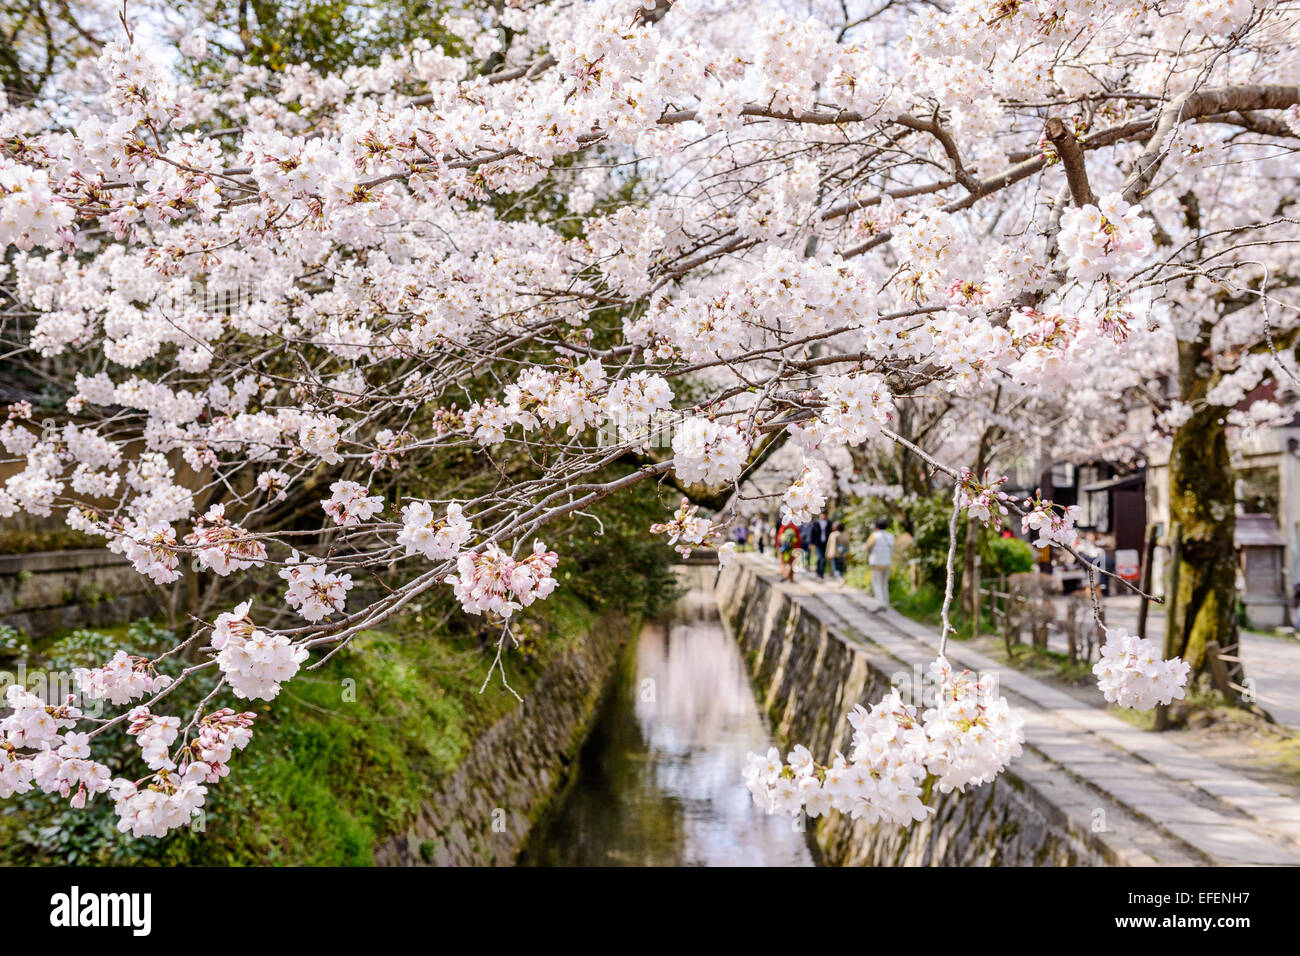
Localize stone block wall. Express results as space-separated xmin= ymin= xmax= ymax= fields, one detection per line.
xmin=0 ymin=549 xmax=157 ymax=638
xmin=715 ymin=560 xmax=1111 ymax=866
xmin=375 ymin=610 xmax=631 ymax=866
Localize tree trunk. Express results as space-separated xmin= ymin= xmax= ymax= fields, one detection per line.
xmin=1167 ymin=333 xmax=1238 ymax=675
xmin=960 ymin=421 xmax=998 ymax=618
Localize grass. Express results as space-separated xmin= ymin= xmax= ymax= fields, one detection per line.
xmin=1110 ymin=704 xmax=1158 ymax=730
xmin=1256 ymin=733 xmax=1300 ymax=787
xmin=0 ymin=590 xmax=604 ymax=866
xmin=846 ymin=571 xmax=1100 ymax=686
xmin=844 ymin=567 xmax=990 ymax=642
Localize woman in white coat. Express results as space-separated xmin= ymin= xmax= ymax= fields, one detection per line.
xmin=864 ymin=517 xmax=895 ymax=607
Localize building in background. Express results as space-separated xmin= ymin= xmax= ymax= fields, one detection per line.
xmin=998 ymin=450 xmax=1147 ymax=590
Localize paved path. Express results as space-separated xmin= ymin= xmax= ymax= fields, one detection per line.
xmin=744 ymin=554 xmax=1300 ymax=866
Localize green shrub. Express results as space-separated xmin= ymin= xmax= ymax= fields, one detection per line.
xmin=984 ymin=535 xmax=1034 ymax=577
xmin=0 ymin=623 xmax=29 ymax=661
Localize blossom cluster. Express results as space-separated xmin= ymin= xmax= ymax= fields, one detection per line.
xmin=1057 ymin=193 xmax=1155 ymax=282
xmin=0 ymin=158 xmax=73 ymax=251
xmin=446 ymin=541 xmax=559 ymax=618
xmin=370 ymin=429 xmax=413 ymax=470
xmin=127 ymin=707 xmax=181 ymax=770
xmin=30 ymin=730 xmax=113 ymax=808
xmin=73 ymin=651 xmax=173 ymax=706
xmin=122 ymin=523 xmax=182 ymax=585
xmin=3 ymin=630 xmax=261 ymax=835
xmin=816 ymin=373 xmax=895 ymax=445
xmin=957 ymin=468 xmax=1011 ymax=527
xmin=321 ymin=480 xmax=384 ymax=527
xmin=781 ymin=463 xmax=829 ymax=524
xmin=1093 ymin=628 xmax=1192 ymax=710
xmin=649 ymin=497 xmax=733 ymax=563
xmin=922 ymin=658 xmax=1025 ymax=794
xmin=0 ymin=685 xmax=100 ymax=801
xmin=602 ymin=372 xmax=674 ymax=441
xmin=279 ymin=555 xmax=355 ymax=622
xmin=463 ymin=361 xmax=611 ymax=444
xmin=114 ymin=707 xmax=256 ymax=836
xmin=111 ymin=766 xmax=212 ymax=839
xmin=186 ymin=709 xmax=257 ymax=782
xmin=1021 ymin=495 xmax=1082 ymax=550
xmin=211 ymin=602 xmax=309 ymax=700
xmin=185 ymin=504 xmax=268 ymax=576
xmin=671 ymin=418 xmax=749 ymax=487
xmin=397 ymin=501 xmax=472 ymax=560
xmin=744 ymin=658 xmax=1024 ymax=824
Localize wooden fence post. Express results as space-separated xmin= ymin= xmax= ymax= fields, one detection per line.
xmin=1205 ymin=640 xmax=1236 ymax=701
xmin=1000 ymin=573 xmax=1010 ymax=657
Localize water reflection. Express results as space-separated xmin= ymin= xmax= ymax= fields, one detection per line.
xmin=523 ymin=589 xmax=814 ymax=867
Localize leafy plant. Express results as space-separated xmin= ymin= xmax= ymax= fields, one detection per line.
xmin=983 ymin=535 xmax=1034 ymax=578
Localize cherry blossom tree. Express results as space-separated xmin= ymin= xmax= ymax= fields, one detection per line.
xmin=1 ymin=0 xmax=1296 ymax=834
xmin=0 ymin=0 xmax=111 ymax=102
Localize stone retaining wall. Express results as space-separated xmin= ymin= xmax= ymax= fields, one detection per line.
xmin=0 ymin=550 xmax=156 ymax=637
xmin=714 ymin=559 xmax=1111 ymax=866
xmin=375 ymin=610 xmax=632 ymax=866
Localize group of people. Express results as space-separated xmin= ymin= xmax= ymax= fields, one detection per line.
xmin=776 ymin=514 xmax=844 ymax=581
xmin=741 ymin=512 xmax=895 ymax=606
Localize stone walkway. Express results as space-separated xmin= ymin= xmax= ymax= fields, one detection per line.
xmin=744 ymin=554 xmax=1300 ymax=866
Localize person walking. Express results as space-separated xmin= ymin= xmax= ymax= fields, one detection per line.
xmin=826 ymin=521 xmax=848 ymax=582
xmin=751 ymin=515 xmax=768 ymax=555
xmin=777 ymin=520 xmax=802 ymax=583
xmin=809 ymin=511 xmax=832 ymax=578
xmin=865 ymin=517 xmax=895 ymax=607
xmin=799 ymin=519 xmax=815 ymax=570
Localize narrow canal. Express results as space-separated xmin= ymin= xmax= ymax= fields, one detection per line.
xmin=523 ymin=586 xmax=815 ymax=866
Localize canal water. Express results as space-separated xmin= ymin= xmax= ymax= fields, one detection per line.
xmin=522 ymin=585 xmax=815 ymax=866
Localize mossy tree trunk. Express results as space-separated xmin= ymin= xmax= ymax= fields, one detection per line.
xmin=1167 ymin=328 xmax=1238 ymax=676
xmin=893 ymin=403 xmax=934 ymax=502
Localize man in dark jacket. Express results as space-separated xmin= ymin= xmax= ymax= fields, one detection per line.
xmin=808 ymin=512 xmax=832 ymax=578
